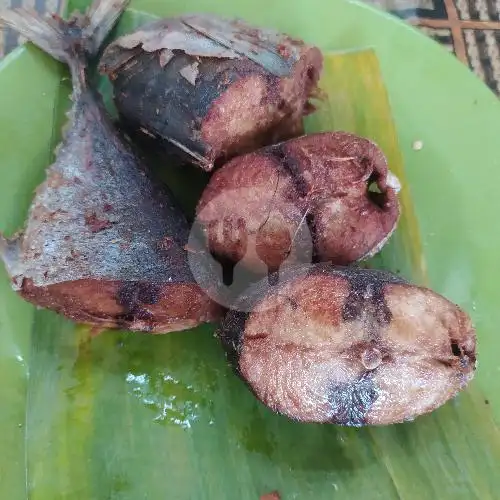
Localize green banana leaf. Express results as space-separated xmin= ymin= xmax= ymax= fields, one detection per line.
xmin=1 ymin=0 xmax=500 ymax=498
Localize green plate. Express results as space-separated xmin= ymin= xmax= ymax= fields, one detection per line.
xmin=1 ymin=0 xmax=500 ymax=499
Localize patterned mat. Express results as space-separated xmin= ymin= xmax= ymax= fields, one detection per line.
xmin=0 ymin=0 xmax=499 ymax=95
xmin=384 ymin=0 xmax=500 ymax=94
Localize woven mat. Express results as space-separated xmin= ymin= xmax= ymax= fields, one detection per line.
xmin=379 ymin=0 xmax=500 ymax=95
xmin=1 ymin=0 xmax=499 ymax=95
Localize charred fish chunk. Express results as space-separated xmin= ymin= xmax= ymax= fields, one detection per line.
xmin=196 ymin=131 xmax=401 ymax=274
xmin=219 ymin=264 xmax=476 ymax=425
xmin=98 ymin=14 xmax=323 ymax=171
xmin=0 ymin=0 xmax=223 ymax=333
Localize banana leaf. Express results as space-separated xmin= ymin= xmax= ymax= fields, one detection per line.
xmin=1 ymin=1 xmax=500 ymax=498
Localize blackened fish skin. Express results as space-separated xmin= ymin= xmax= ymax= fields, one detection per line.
xmin=99 ymin=14 xmax=323 ymax=171
xmin=0 ymin=0 xmax=223 ymax=333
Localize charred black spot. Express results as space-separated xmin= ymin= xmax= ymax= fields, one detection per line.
xmin=117 ymin=282 xmax=162 ymax=324
xmin=266 ymin=143 xmax=308 ymax=197
xmin=328 ymin=373 xmax=378 ymax=426
xmin=451 ymin=341 xmax=462 ymax=357
xmin=287 ymin=296 xmax=299 ymax=310
xmin=342 ymin=296 xmax=364 ymax=322
xmin=266 ymin=143 xmax=319 ymax=260
xmin=262 ymin=73 xmax=284 ymax=107
xmin=267 ymin=270 xmax=280 ymax=286
xmin=110 ymin=49 xmax=266 ymax=164
xmin=137 ymin=283 xmax=161 ymax=304
xmin=341 ymin=280 xmax=392 ymax=328
xmin=218 ymin=311 xmax=250 ymax=372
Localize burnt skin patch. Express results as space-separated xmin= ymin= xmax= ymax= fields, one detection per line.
xmin=266 ymin=143 xmax=319 ymax=261
xmin=341 ymin=281 xmax=392 ymax=326
xmin=118 ymin=281 xmax=161 ymax=306
xmin=266 ymin=143 xmax=308 ymax=197
xmin=99 ymin=15 xmax=323 ymax=170
xmin=451 ymin=341 xmax=462 ymax=357
xmin=336 ymin=267 xmax=406 ymax=331
xmin=328 ymin=373 xmax=378 ymax=426
xmin=117 ymin=281 xmax=162 ymax=323
xmin=218 ymin=310 xmax=250 ymax=372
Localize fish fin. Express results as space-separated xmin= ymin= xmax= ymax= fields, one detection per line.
xmin=83 ymin=0 xmax=131 ymax=57
xmin=0 ymin=8 xmax=67 ymax=62
xmin=0 ymin=0 xmax=129 ymax=62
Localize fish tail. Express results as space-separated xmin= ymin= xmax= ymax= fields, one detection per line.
xmin=0 ymin=0 xmax=129 ymax=65
xmin=81 ymin=0 xmax=131 ymax=57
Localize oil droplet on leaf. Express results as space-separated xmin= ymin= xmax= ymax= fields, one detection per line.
xmin=125 ymin=371 xmax=215 ymax=429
